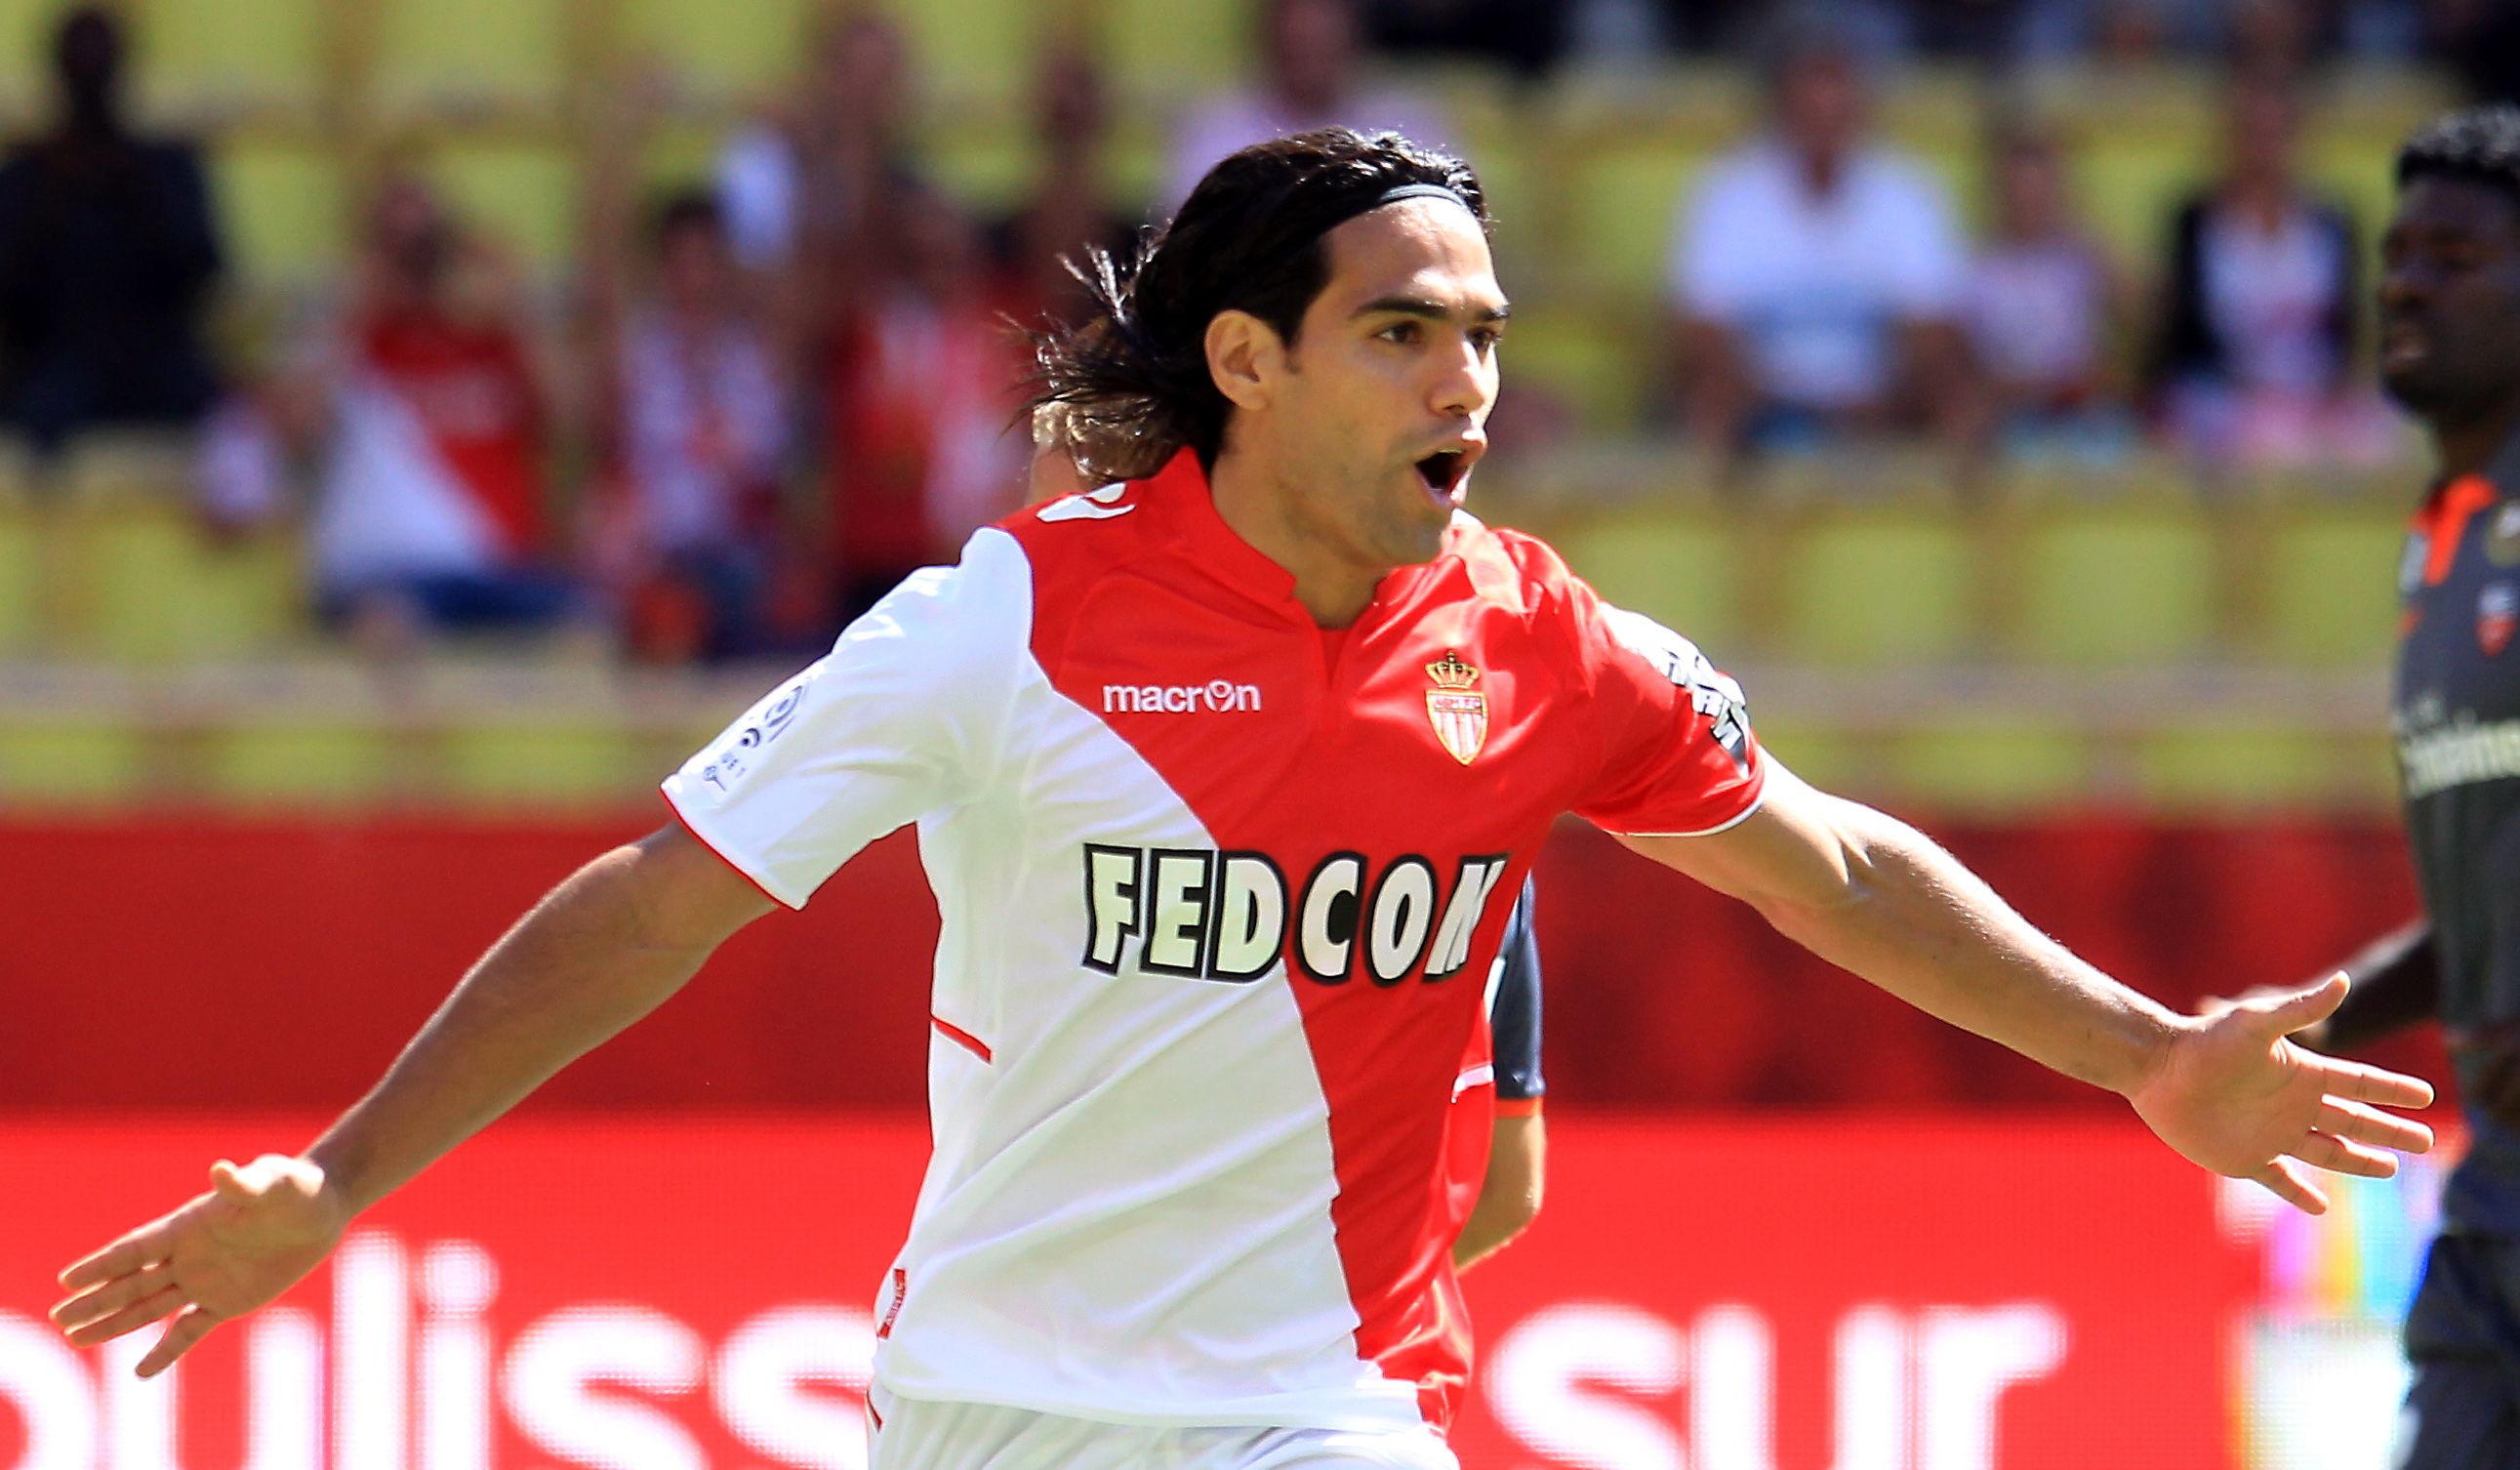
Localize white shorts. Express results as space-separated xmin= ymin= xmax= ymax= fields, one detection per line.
xmin=865 ymin=1387 xmax=1461 ymax=1470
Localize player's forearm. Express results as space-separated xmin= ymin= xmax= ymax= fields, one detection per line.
xmin=1453 ymin=1123 xmax=1545 ymax=1273
xmin=1757 ymin=800 xmax=2179 ymax=1097
xmin=305 ymin=842 xmax=725 ymax=1215
xmin=2321 ymin=919 xmax=2440 ymax=1052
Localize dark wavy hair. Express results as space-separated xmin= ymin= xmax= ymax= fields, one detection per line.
xmin=1027 ymin=128 xmax=1486 ymax=482
xmin=2398 ymin=104 xmax=2520 ymax=213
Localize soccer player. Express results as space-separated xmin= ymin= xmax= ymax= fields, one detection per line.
xmin=2219 ymin=105 xmax=2520 ymax=1466
xmin=55 ymin=130 xmax=2433 ymax=1470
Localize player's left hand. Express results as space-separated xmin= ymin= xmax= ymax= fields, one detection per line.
xmin=2127 ymin=973 xmax=2435 ymax=1214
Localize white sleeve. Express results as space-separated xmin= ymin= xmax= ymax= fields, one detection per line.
xmin=1878 ymin=163 xmax=1969 ymax=319
xmin=1669 ymin=160 xmax=1759 ymax=321
xmin=661 ymin=528 xmax=1031 ymax=909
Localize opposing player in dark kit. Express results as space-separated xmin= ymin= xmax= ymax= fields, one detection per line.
xmin=2227 ymin=105 xmax=2520 ymax=1468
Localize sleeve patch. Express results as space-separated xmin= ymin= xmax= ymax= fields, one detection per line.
xmin=1604 ymin=606 xmax=1753 ymax=775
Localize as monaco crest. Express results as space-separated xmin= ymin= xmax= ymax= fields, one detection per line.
xmin=1425 ymin=649 xmax=1486 ymax=763
xmin=2482 ymin=583 xmax=2518 ymax=657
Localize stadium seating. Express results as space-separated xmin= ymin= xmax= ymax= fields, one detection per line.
xmin=1550 ymin=500 xmax=1747 ymax=654
xmin=2250 ymin=504 xmax=2409 ymax=668
xmin=2003 ymin=500 xmax=2223 ymax=667
xmin=1770 ymin=502 xmax=1980 ymax=667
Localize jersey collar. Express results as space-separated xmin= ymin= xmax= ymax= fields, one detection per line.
xmin=1139 ymin=447 xmax=1468 ymax=626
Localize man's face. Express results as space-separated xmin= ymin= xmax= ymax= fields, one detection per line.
xmin=1239 ymin=198 xmax=1505 ymax=578
xmin=1777 ymin=51 xmax=1865 ymax=163
xmin=2378 ymin=176 xmax=2520 ymax=426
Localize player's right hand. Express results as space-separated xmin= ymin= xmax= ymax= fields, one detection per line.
xmin=50 ymin=1154 xmax=349 ymax=1378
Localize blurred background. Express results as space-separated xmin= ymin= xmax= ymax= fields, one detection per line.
xmin=0 ymin=0 xmax=2489 ymax=1464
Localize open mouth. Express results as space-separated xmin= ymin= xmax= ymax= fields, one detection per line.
xmin=1413 ymin=450 xmax=1472 ymax=497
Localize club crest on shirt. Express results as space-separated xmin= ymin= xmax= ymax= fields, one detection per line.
xmin=1425 ymin=649 xmax=1487 ymax=764
xmin=2481 ymin=582 xmax=2518 ymax=657
xmin=2490 ymin=503 xmax=2520 ymax=567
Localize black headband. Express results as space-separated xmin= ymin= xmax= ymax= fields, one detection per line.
xmin=1314 ymin=181 xmax=1479 ymax=241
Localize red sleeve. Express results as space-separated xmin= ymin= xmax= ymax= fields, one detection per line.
xmin=1557 ymin=567 xmax=1766 ymax=837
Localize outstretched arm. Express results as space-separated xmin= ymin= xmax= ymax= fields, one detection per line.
xmin=51 ymin=822 xmax=773 ymax=1375
xmin=1620 ymin=763 xmax=2434 ymax=1214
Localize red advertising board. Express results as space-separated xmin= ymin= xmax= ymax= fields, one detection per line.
xmin=0 ymin=1117 xmax=2245 ymax=1470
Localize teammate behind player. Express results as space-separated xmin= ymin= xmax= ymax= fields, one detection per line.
xmin=2218 ymin=105 xmax=2520 ymax=1468
xmin=57 ymin=130 xmax=2433 ymax=1470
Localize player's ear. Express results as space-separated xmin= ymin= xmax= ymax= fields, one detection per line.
xmin=1205 ymin=308 xmax=1281 ymax=414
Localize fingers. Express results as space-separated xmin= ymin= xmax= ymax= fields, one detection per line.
xmin=2255 ymin=973 xmax=2348 ymax=1036
xmin=56 ymin=1216 xmax=177 ymax=1293
xmin=2251 ymin=1158 xmax=2330 ymax=1215
xmin=2288 ymin=1129 xmax=2402 ymax=1180
xmin=50 ymin=1261 xmax=175 ymax=1333
xmin=135 ymin=1304 xmax=220 ymax=1380
xmin=2315 ymin=1096 xmax=2435 ymax=1156
xmin=59 ymin=1283 xmax=187 ymax=1349
xmin=2305 ymin=1053 xmax=2439 ymax=1114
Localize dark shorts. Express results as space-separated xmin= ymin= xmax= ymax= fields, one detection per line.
xmin=2398 ymin=1232 xmax=2520 ymax=1468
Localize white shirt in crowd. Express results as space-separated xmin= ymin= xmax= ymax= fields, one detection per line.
xmin=1668 ymin=139 xmax=1968 ymax=409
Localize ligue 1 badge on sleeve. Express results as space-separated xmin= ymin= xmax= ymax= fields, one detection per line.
xmin=2481 ymin=582 xmax=2518 ymax=657
xmin=1425 ymin=649 xmax=1487 ymax=764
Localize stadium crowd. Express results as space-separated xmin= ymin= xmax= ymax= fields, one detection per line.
xmin=0 ymin=0 xmax=2504 ymax=661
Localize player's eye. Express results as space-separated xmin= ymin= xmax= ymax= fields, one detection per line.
xmin=1378 ymin=320 xmax=1420 ymax=345
xmin=1471 ymin=327 xmax=1502 ymax=354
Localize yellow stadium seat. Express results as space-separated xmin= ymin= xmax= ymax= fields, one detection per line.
xmin=427 ymin=140 xmax=580 ymax=269
xmin=213 ymin=141 xmax=347 ymax=283
xmin=1890 ymin=721 xmax=2092 ymax=813
xmin=1738 ymin=719 xmax=1862 ymax=796
xmin=1551 ymin=504 xmax=1746 ymax=655
xmin=621 ymin=0 xmax=816 ymax=103
xmin=1563 ymin=137 xmax=1706 ymax=303
xmin=142 ymin=0 xmax=326 ymax=114
xmin=2078 ymin=140 xmax=2205 ymax=274
xmin=2008 ymin=504 xmax=2220 ymax=667
xmin=38 ymin=493 xmax=305 ymax=664
xmin=374 ymin=0 xmax=569 ymax=115
xmin=75 ymin=498 xmax=198 ymax=663
xmin=878 ymin=0 xmax=1038 ymax=109
xmin=0 ymin=494 xmax=35 ymax=656
xmin=2255 ymin=506 xmax=2407 ymax=668
xmin=0 ymin=722 xmax=150 ymax=805
xmin=440 ymin=721 xmax=645 ymax=805
xmin=0 ymin=0 xmax=66 ymax=103
xmin=1500 ymin=307 xmax=1654 ymax=437
xmin=1774 ymin=505 xmax=1979 ymax=667
xmin=203 ymin=722 xmax=392 ymax=805
xmin=1102 ymin=0 xmax=1253 ymax=102
xmin=2134 ymin=727 xmax=2371 ymax=812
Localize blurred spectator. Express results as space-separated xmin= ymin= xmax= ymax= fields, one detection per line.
xmin=1963 ymin=122 xmax=2136 ymax=460
xmin=820 ymin=184 xmax=1029 ymax=623
xmin=1166 ymin=0 xmax=1454 ymax=207
xmin=985 ymin=45 xmax=1142 ymax=331
xmin=1665 ymin=18 xmax=1981 ymax=470
xmin=0 ymin=6 xmax=222 ymax=459
xmin=2144 ymin=70 xmax=2394 ymax=470
xmin=299 ymin=175 xmax=576 ymax=646
xmin=713 ymin=9 xmax=927 ymax=276
xmin=591 ymin=192 xmax=798 ymax=664
xmin=1363 ymin=0 xmax=1571 ymax=81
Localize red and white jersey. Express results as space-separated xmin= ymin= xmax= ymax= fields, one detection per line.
xmin=662 ymin=450 xmax=1764 ymax=1433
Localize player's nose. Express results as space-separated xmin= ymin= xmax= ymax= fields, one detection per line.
xmin=1430 ymin=337 xmax=1495 ymax=421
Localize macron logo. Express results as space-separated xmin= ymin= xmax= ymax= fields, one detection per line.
xmin=1103 ymin=680 xmax=1265 ymax=715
